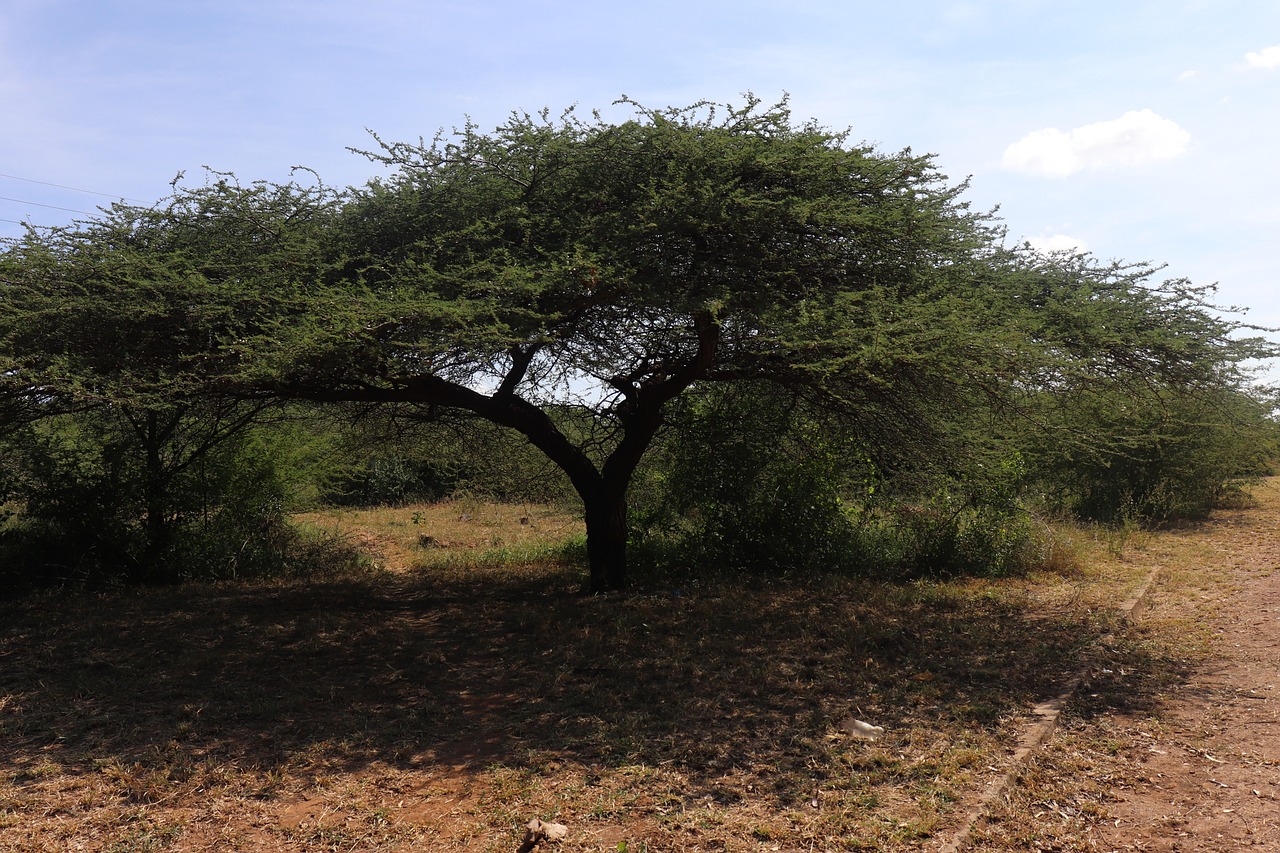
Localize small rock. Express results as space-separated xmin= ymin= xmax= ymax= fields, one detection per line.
xmin=840 ymin=717 xmax=885 ymax=741
xmin=517 ymin=818 xmax=569 ymax=851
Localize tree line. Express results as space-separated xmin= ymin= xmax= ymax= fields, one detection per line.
xmin=1 ymin=97 xmax=1275 ymax=594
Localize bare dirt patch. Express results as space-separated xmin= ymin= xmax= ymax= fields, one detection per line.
xmin=969 ymin=479 xmax=1280 ymax=851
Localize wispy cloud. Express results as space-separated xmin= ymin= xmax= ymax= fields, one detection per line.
xmin=1002 ymin=109 xmax=1190 ymax=178
xmin=1244 ymin=44 xmax=1280 ymax=70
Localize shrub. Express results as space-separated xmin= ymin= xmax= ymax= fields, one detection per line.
xmin=0 ymin=407 xmax=315 ymax=593
xmin=321 ymin=453 xmax=464 ymax=507
xmin=629 ymin=385 xmax=857 ymax=576
xmin=632 ymin=386 xmax=1048 ymax=580
xmin=1021 ymin=384 xmax=1278 ymax=524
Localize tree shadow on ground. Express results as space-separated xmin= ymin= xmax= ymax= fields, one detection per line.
xmin=0 ymin=567 xmax=1188 ymax=810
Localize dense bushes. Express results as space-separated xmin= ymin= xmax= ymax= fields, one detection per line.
xmin=322 ymin=453 xmax=464 ymax=507
xmin=629 ymin=377 xmax=1276 ymax=581
xmin=316 ymin=413 xmax=578 ymax=507
xmin=1019 ymin=384 xmax=1277 ymax=523
xmin=0 ymin=406 xmax=305 ymax=592
xmin=629 ymin=386 xmax=1046 ymax=580
xmin=630 ymin=385 xmax=860 ymax=575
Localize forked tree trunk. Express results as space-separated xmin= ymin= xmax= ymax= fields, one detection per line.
xmin=304 ymin=313 xmax=720 ymax=595
xmin=305 ymin=347 xmax=720 ymax=594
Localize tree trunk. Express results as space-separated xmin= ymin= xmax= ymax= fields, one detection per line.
xmin=583 ymin=485 xmax=629 ymax=593
xmin=298 ymin=374 xmax=709 ymax=594
xmin=575 ymin=311 xmax=719 ymax=592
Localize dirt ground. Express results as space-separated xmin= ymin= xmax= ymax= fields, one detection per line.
xmin=4 ymin=486 xmax=1280 ymax=851
xmin=969 ymin=479 xmax=1280 ymax=852
xmin=1089 ymin=497 xmax=1280 ymax=850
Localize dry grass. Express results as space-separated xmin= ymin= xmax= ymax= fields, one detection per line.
xmin=292 ymin=499 xmax=584 ymax=575
xmin=0 ymin=499 xmax=1191 ymax=852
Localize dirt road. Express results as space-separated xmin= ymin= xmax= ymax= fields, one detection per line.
xmin=971 ymin=480 xmax=1280 ymax=851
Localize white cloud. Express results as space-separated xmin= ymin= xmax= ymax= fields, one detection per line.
xmin=1025 ymin=234 xmax=1089 ymax=254
xmin=1244 ymin=44 xmax=1280 ymax=70
xmin=1002 ymin=109 xmax=1190 ymax=178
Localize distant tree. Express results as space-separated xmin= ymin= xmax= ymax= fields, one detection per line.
xmin=1017 ymin=377 xmax=1278 ymax=523
xmin=1 ymin=100 xmax=1271 ymax=591
xmin=998 ymin=251 xmax=1278 ymax=522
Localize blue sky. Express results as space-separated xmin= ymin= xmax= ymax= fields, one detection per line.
xmin=3 ymin=0 xmax=1278 ymax=373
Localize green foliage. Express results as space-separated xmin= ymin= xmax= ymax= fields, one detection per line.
xmin=322 ymin=452 xmax=464 ymax=507
xmin=633 ymin=385 xmax=1044 ymax=580
xmin=0 ymin=406 xmax=307 ymax=593
xmin=0 ymin=171 xmax=340 ymax=405
xmin=309 ymin=407 xmax=579 ymax=507
xmin=885 ymin=474 xmax=1038 ymax=578
xmin=1 ymin=99 xmax=1275 ymax=591
xmin=1 ymin=414 xmax=141 ymax=576
xmin=634 ymin=384 xmax=861 ymax=575
xmin=0 ymin=173 xmax=343 ymax=592
xmin=1022 ymin=382 xmax=1278 ymax=523
xmin=993 ymin=250 xmax=1278 ymax=524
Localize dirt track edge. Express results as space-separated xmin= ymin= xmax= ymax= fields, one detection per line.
xmin=937 ymin=565 xmax=1163 ymax=853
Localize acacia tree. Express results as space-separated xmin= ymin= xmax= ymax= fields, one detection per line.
xmin=222 ymin=99 xmax=1029 ymax=591
xmin=239 ymin=98 xmax=1265 ymax=591
xmin=3 ymin=99 xmax=1269 ymax=592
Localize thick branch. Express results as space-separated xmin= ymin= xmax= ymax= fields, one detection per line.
xmin=285 ymin=376 xmax=603 ymax=499
xmin=603 ymin=311 xmax=721 ymax=490
xmin=495 ymin=345 xmax=537 ymax=398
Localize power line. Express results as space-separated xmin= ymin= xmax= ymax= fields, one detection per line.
xmin=0 ymin=171 xmax=144 ymax=203
xmin=0 ymin=195 xmax=95 ymax=215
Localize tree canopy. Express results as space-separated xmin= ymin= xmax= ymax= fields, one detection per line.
xmin=1 ymin=97 xmax=1272 ymax=591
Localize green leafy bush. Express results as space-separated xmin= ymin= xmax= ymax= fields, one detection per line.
xmin=629 ymin=385 xmax=853 ymax=576
xmin=322 ymin=453 xmax=464 ymax=507
xmin=0 ymin=407 xmax=318 ymax=593
xmin=632 ymin=386 xmax=1045 ymax=580
xmin=1021 ymin=383 xmax=1277 ymax=524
